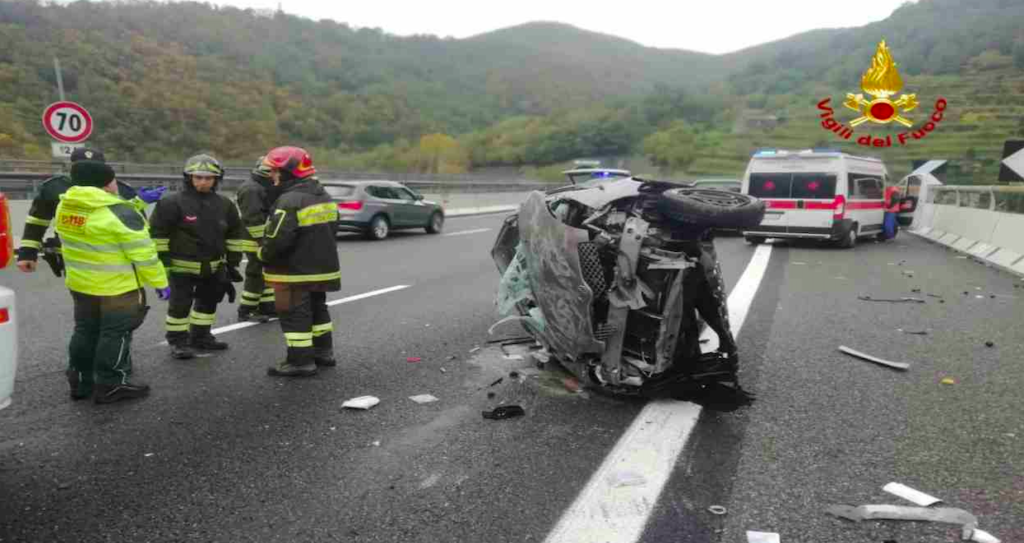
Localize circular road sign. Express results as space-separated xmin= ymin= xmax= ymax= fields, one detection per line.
xmin=42 ymin=101 xmax=93 ymax=143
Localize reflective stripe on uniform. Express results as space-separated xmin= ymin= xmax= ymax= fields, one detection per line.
xmin=63 ymin=258 xmax=136 ymax=273
xmin=19 ymin=239 xmax=42 ymax=250
xmin=25 ymin=215 xmax=50 ymax=226
xmin=312 ymin=322 xmax=333 ymax=337
xmin=189 ymin=310 xmax=216 ymax=326
xmin=228 ymin=239 xmax=259 ymax=253
xmin=153 ymin=238 xmax=170 ymax=252
xmin=240 ymin=290 xmax=260 ymax=306
xmin=62 ymin=237 xmax=155 ymax=253
xmin=165 ymin=315 xmax=190 ymax=332
xmin=296 ymin=203 xmax=338 ymax=227
xmin=169 ymin=259 xmax=223 ymax=275
xmin=263 ymin=270 xmax=341 ymax=283
xmin=246 ymin=225 xmax=266 ymax=238
xmin=260 ymin=287 xmax=275 ymax=303
xmin=284 ymin=332 xmax=313 ymax=348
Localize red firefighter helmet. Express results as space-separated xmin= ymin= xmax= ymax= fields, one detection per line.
xmin=262 ymin=146 xmax=316 ymax=180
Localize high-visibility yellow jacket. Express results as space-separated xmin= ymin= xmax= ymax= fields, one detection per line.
xmin=54 ymin=186 xmax=168 ymax=296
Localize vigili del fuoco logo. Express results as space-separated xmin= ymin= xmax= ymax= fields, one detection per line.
xmin=817 ymin=40 xmax=948 ymax=148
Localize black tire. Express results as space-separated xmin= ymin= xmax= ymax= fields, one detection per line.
xmin=656 ymin=188 xmax=766 ymax=229
xmin=366 ymin=215 xmax=389 ymax=240
xmin=839 ymin=223 xmax=857 ymax=249
xmin=425 ymin=212 xmax=444 ymax=234
xmin=745 ymin=235 xmax=765 ymax=245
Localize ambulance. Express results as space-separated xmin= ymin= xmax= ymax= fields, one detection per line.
xmin=741 ymin=149 xmax=888 ymax=248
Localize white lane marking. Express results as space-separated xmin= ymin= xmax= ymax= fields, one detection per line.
xmin=543 ymin=244 xmax=773 ymax=543
xmin=157 ymin=285 xmax=411 ymax=344
xmin=442 ymin=228 xmax=492 ymax=237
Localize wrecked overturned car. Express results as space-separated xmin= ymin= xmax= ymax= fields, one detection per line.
xmin=491 ymin=175 xmax=765 ymax=396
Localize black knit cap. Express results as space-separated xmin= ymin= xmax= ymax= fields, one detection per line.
xmin=69 ymin=147 xmax=105 ymax=163
xmin=71 ymin=160 xmax=116 ymax=188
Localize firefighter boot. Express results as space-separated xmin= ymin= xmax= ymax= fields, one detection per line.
xmin=190 ymin=326 xmax=228 ymax=351
xmin=267 ymin=361 xmax=318 ymax=377
xmin=169 ymin=341 xmax=196 ymax=360
xmin=66 ymin=369 xmax=93 ymax=400
xmin=94 ymin=382 xmax=151 ymax=404
xmin=313 ymin=348 xmax=336 ymax=368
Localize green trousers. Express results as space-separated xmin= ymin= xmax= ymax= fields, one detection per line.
xmin=69 ymin=289 xmax=149 ymax=388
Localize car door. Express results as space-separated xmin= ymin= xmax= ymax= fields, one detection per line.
xmin=365 ymin=185 xmax=399 ymax=225
xmin=897 ymin=175 xmax=922 ymax=227
xmin=394 ymin=185 xmax=432 ymax=226
xmin=747 ymin=172 xmax=792 ymax=234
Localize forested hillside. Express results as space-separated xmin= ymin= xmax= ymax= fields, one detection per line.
xmin=2 ymin=0 xmax=1024 ymax=183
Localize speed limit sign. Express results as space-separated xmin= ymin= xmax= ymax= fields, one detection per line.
xmin=42 ymin=101 xmax=93 ymax=143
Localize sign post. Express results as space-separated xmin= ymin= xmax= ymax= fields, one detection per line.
xmin=999 ymin=140 xmax=1024 ymax=183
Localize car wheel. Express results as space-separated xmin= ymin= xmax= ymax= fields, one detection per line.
xmin=367 ymin=215 xmax=389 ymax=240
xmin=426 ymin=212 xmax=444 ymax=234
xmin=745 ymin=235 xmax=765 ymax=245
xmin=839 ymin=224 xmax=857 ymax=249
xmin=656 ymin=188 xmax=766 ymax=229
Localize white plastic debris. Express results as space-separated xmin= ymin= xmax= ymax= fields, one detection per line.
xmin=747 ymin=531 xmax=781 ymax=543
xmin=883 ymin=482 xmax=942 ymax=507
xmin=971 ymin=529 xmax=1001 ymax=543
xmin=409 ymin=394 xmax=438 ymax=404
xmin=342 ymin=396 xmax=381 ymax=410
xmin=504 ymin=354 xmax=524 ymax=361
xmin=707 ymin=505 xmax=727 ymax=516
xmin=827 ymin=504 xmax=977 ymax=540
xmin=607 ymin=470 xmax=647 ymax=488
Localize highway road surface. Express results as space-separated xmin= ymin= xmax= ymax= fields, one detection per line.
xmin=1 ymin=213 xmax=1021 ymax=543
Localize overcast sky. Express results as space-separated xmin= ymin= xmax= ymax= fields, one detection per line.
xmin=202 ymin=0 xmax=917 ymax=54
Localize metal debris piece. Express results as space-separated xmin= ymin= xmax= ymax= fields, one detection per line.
xmin=883 ymin=482 xmax=943 ymax=507
xmin=985 ymin=341 xmax=995 ymax=348
xmin=839 ymin=346 xmax=910 ymax=371
xmin=926 ymin=293 xmax=944 ymax=299
xmin=469 ymin=347 xmax=481 ymax=353
xmin=858 ymin=296 xmax=925 ymax=303
xmin=746 ymin=532 xmax=781 ymax=543
xmin=707 ymin=505 xmax=727 ymax=515
xmin=407 ymin=357 xmax=421 ymax=363
xmin=342 ymin=396 xmax=381 ymax=410
xmin=897 ymin=329 xmax=929 ymax=335
xmin=509 ymin=371 xmax=521 ymax=379
xmin=504 ymin=354 xmax=524 ymax=361
xmin=489 ymin=377 xmax=504 ymax=387
xmin=440 ymin=367 xmax=447 ymax=373
xmin=482 ymin=405 xmax=525 ymax=420
xmin=409 ymin=394 xmax=439 ymax=404
xmin=826 ymin=504 xmax=977 ymax=540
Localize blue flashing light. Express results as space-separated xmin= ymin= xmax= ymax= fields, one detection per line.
xmin=753 ymin=148 xmax=777 ymax=156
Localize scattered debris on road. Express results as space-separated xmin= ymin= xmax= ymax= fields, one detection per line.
xmin=883 ymin=482 xmax=942 ymax=507
xmin=440 ymin=367 xmax=447 ymax=373
xmin=839 ymin=346 xmax=911 ymax=371
xmin=342 ymin=396 xmax=381 ymax=410
xmin=607 ymin=470 xmax=647 ymax=488
xmin=409 ymin=394 xmax=439 ymax=404
xmin=489 ymin=377 xmax=504 ymax=387
xmin=941 ymin=377 xmax=957 ymax=385
xmin=911 ymin=288 xmax=922 ymax=293
xmin=563 ymin=377 xmax=581 ymax=393
xmin=482 ymin=405 xmax=525 ymax=420
xmin=406 ymin=357 xmax=421 ymax=363
xmin=985 ymin=341 xmax=995 ymax=348
xmin=858 ymin=295 xmax=925 ymax=304
xmin=509 ymin=371 xmax=521 ymax=379
xmin=791 ymin=261 xmax=807 ymax=265
xmin=898 ymin=329 xmax=929 ymax=336
xmin=746 ymin=531 xmax=781 ymax=543
xmin=503 ymin=354 xmax=524 ymax=361
xmin=469 ymin=347 xmax=481 ymax=353
xmin=826 ymin=504 xmax=981 ymax=541
xmin=707 ymin=505 xmax=727 ymax=516
xmin=927 ymin=293 xmax=944 ymax=299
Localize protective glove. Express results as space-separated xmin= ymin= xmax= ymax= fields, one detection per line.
xmin=228 ymin=265 xmax=244 ymax=283
xmin=138 ymin=186 xmax=168 ymax=204
xmin=224 ymin=282 xmax=236 ymax=304
xmin=156 ymin=286 xmax=171 ymax=301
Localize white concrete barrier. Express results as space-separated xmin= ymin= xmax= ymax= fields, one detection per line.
xmin=909 ymin=184 xmax=1024 ymax=277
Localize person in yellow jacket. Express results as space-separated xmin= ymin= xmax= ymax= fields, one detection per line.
xmin=54 ymin=160 xmax=169 ymax=404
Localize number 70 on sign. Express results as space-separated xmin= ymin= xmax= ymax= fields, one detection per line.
xmin=42 ymin=101 xmax=94 ymax=143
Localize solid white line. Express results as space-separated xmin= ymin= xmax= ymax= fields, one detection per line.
xmin=442 ymin=228 xmax=492 ymax=237
xmin=158 ymin=285 xmax=412 ymax=343
xmin=543 ymin=244 xmax=773 ymax=543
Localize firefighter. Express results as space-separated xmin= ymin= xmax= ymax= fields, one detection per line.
xmin=54 ymin=159 xmax=169 ymax=404
xmin=16 ymin=147 xmax=166 ymax=275
xmin=150 ymin=154 xmax=247 ymax=360
xmin=258 ymin=146 xmax=340 ymax=377
xmin=235 ymin=156 xmax=278 ymax=322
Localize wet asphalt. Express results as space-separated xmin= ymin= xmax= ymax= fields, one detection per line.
xmin=1 ymin=219 xmax=1021 ymax=543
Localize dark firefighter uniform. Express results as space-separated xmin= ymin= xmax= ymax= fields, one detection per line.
xmin=150 ymin=154 xmax=248 ymax=359
xmin=16 ymin=148 xmax=151 ymax=275
xmin=235 ymin=157 xmax=277 ymax=321
xmin=258 ymin=146 xmax=340 ymax=377
xmin=55 ymin=160 xmax=167 ymax=404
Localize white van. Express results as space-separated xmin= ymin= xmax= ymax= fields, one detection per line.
xmin=741 ymin=149 xmax=888 ymax=248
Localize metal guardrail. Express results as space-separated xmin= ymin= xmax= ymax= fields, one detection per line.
xmin=0 ymin=171 xmax=553 ymax=199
